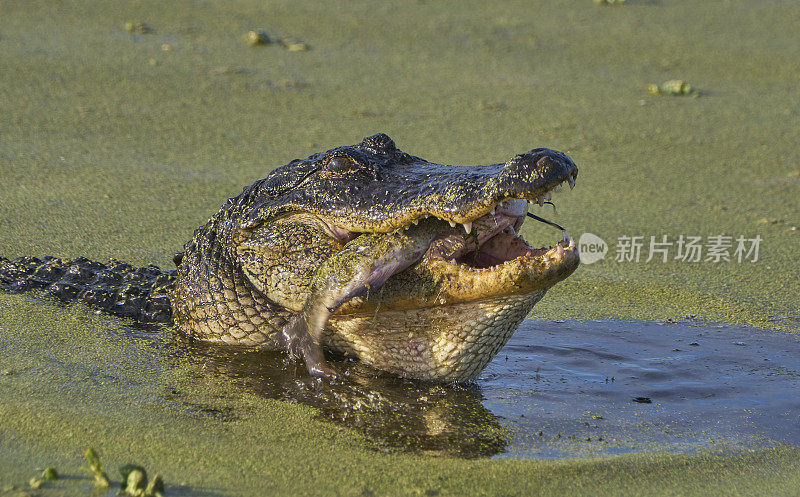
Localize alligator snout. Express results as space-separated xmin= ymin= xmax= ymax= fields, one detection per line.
xmin=496 ymin=148 xmax=578 ymax=200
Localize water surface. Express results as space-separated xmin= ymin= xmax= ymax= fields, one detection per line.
xmin=484 ymin=319 xmax=800 ymax=458
xmin=159 ymin=317 xmax=800 ymax=458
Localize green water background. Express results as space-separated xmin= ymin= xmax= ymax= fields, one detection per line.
xmin=1 ymin=0 xmax=799 ymax=495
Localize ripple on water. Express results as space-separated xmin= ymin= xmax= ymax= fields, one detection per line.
xmin=482 ymin=319 xmax=800 ymax=458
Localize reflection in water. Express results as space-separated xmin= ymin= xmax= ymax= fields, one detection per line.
xmin=137 ymin=318 xmax=800 ymax=459
xmin=166 ymin=339 xmax=507 ymax=458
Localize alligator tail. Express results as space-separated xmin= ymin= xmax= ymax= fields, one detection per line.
xmin=0 ymin=256 xmax=175 ymax=323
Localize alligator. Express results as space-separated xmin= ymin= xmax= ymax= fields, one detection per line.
xmin=0 ymin=134 xmax=579 ymax=382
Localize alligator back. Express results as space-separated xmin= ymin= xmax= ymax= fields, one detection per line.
xmin=0 ymin=256 xmax=174 ymax=323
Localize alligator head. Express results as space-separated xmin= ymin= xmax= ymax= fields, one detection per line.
xmin=172 ymin=133 xmax=579 ymax=382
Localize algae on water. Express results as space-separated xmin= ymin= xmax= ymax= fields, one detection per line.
xmin=2 ymin=0 xmax=800 ymax=495
xmin=647 ymin=80 xmax=697 ymax=96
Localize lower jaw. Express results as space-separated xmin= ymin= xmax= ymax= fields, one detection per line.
xmin=325 ymin=290 xmax=547 ymax=382
xmin=336 ymin=242 xmax=579 ymax=318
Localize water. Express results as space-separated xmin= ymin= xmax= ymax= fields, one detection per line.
xmin=172 ymin=318 xmax=800 ymax=458
xmin=482 ymin=319 xmax=800 ymax=458
xmin=3 ymin=293 xmax=798 ymax=460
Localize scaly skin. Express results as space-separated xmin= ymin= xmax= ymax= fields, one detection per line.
xmin=172 ymin=134 xmax=580 ymax=382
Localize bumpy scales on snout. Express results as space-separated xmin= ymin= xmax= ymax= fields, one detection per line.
xmin=172 ymin=134 xmax=579 ymax=382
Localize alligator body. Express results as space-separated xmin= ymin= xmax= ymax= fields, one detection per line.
xmin=1 ymin=134 xmax=579 ymax=382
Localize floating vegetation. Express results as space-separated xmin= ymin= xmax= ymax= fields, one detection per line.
xmin=245 ymin=29 xmax=310 ymax=51
xmin=42 ymin=467 xmax=58 ymax=481
xmin=82 ymin=447 xmax=110 ymax=488
xmin=124 ymin=21 xmax=154 ymax=34
xmin=647 ymin=80 xmax=697 ymax=97
xmin=594 ymin=0 xmax=626 ymax=4
xmin=80 ymin=449 xmax=165 ymax=496
xmin=278 ymin=78 xmax=308 ymax=90
xmin=30 ymin=466 xmax=59 ymax=488
xmin=210 ymin=66 xmax=251 ymax=76
xmin=281 ymin=38 xmax=310 ymax=52
xmin=119 ymin=464 xmax=164 ymax=497
xmin=245 ymin=29 xmax=271 ymax=46
xmin=477 ymin=99 xmax=506 ymax=111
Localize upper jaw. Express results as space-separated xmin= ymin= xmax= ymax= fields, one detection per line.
xmin=406 ymin=162 xmax=579 ymax=277
xmin=266 ymin=148 xmax=579 ymax=235
xmin=317 ymin=163 xmax=577 ymax=244
xmin=316 ymin=166 xmax=579 ymax=274
xmin=387 ymin=164 xmax=577 ymax=235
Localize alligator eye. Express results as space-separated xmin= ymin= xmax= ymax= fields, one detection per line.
xmin=327 ymin=156 xmax=354 ymax=171
xmin=321 ymin=155 xmax=361 ymax=177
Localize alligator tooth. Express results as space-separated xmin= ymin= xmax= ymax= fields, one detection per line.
xmin=544 ymin=191 xmax=552 ymax=201
xmin=568 ymin=176 xmax=576 ymax=190
xmin=412 ymin=219 xmax=419 ymax=225
xmin=537 ymin=196 xmax=544 ymax=207
xmin=448 ymin=220 xmax=456 ymax=228
xmin=463 ymin=221 xmax=472 ymax=234
xmin=562 ymin=230 xmax=570 ymax=244
xmin=490 ymin=206 xmax=496 ymax=215
xmin=569 ymin=236 xmax=575 ymax=249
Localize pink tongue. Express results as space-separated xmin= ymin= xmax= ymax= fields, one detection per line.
xmin=458 ymin=250 xmax=505 ymax=268
xmin=463 ymin=231 xmax=534 ymax=268
xmin=425 ymin=212 xmax=519 ymax=261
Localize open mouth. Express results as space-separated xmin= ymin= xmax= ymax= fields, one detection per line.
xmin=314 ymin=166 xmax=579 ymax=289
xmin=421 ymin=198 xmax=574 ymax=271
xmin=415 ymin=169 xmax=578 ymax=273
